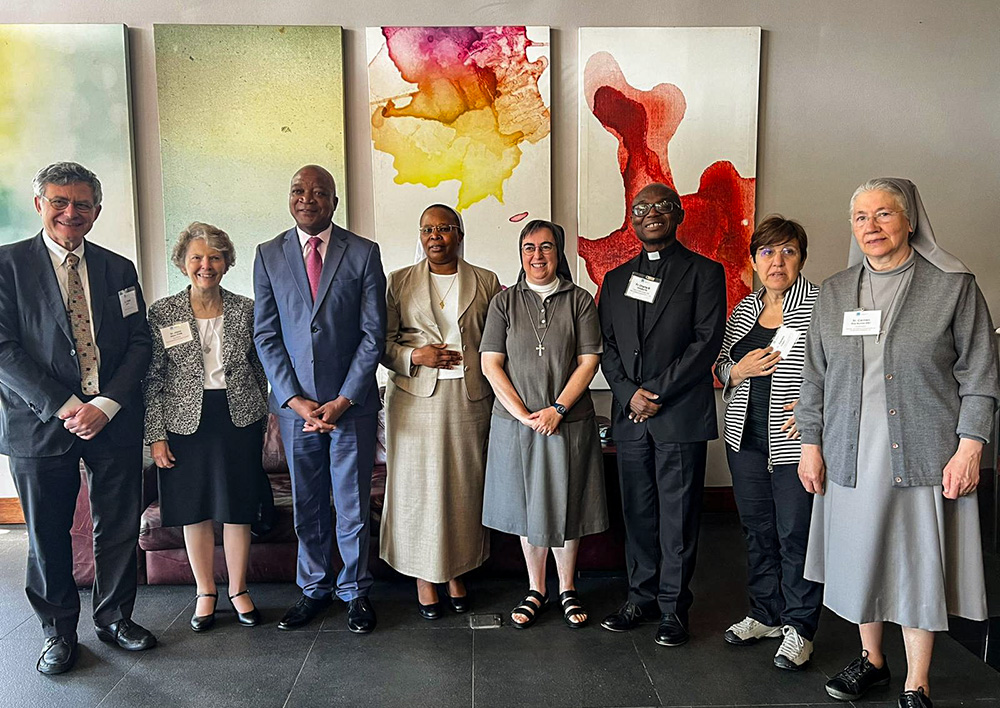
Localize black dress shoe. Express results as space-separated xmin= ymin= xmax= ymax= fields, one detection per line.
xmin=898 ymin=687 xmax=933 ymax=708
xmin=278 ymin=595 xmax=332 ymax=631
xmin=825 ymin=651 xmax=891 ymax=701
xmin=418 ymin=600 xmax=442 ymax=620
xmin=446 ymin=593 xmax=471 ymax=614
xmin=229 ymin=590 xmax=261 ymax=627
xmin=190 ymin=592 xmax=218 ymax=633
xmin=347 ymin=597 xmax=377 ymax=633
xmin=36 ymin=634 xmax=78 ymax=675
xmin=655 ymin=613 xmax=689 ymax=647
xmin=95 ymin=618 xmax=157 ymax=651
xmin=601 ymin=601 xmax=648 ymax=632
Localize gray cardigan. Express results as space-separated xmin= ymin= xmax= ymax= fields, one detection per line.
xmin=798 ymin=253 xmax=999 ymax=487
xmin=143 ymin=287 xmax=269 ymax=445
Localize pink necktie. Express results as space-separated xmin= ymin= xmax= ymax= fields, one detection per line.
xmin=306 ymin=237 xmax=323 ymax=301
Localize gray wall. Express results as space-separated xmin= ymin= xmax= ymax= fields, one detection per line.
xmin=2 ymin=0 xmax=998 ymax=496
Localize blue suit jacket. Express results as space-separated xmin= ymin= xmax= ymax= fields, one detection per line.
xmin=0 ymin=233 xmax=151 ymax=456
xmin=253 ymin=225 xmax=386 ymax=419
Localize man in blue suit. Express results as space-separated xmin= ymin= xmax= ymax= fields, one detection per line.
xmin=254 ymin=165 xmax=386 ymax=633
xmin=0 ymin=162 xmax=155 ymax=675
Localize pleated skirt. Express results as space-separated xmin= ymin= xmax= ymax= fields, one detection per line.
xmin=379 ymin=379 xmax=492 ymax=582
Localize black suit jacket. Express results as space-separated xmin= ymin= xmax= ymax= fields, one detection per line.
xmin=598 ymin=243 xmax=726 ymax=443
xmin=0 ymin=233 xmax=151 ymax=456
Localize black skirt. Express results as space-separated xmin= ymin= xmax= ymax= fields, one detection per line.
xmin=158 ymin=389 xmax=265 ymax=527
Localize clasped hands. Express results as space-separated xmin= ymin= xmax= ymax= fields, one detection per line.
xmin=628 ymin=388 xmax=660 ymax=423
xmin=58 ymin=402 xmax=109 ymax=441
xmin=412 ymin=343 xmax=461 ymax=370
xmin=289 ymin=395 xmax=352 ymax=434
xmin=519 ymin=406 xmax=563 ymax=436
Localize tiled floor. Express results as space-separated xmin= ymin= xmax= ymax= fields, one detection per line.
xmin=0 ymin=516 xmax=997 ymax=708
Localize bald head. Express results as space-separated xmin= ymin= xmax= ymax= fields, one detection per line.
xmin=289 ymin=165 xmax=338 ymax=235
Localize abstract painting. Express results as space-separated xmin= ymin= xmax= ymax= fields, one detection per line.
xmin=367 ymin=26 xmax=551 ymax=285
xmin=0 ymin=24 xmax=138 ymax=262
xmin=578 ymin=27 xmax=760 ymax=311
xmin=154 ymin=24 xmax=347 ymax=296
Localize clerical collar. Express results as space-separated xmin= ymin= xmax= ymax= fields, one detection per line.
xmin=647 ymin=250 xmax=660 ymax=261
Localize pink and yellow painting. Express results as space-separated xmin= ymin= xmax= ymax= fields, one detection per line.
xmin=367 ymin=26 xmax=551 ymax=284
xmin=578 ymin=27 xmax=760 ymax=312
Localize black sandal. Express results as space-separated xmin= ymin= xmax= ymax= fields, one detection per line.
xmin=559 ymin=590 xmax=588 ymax=629
xmin=510 ymin=590 xmax=548 ymax=629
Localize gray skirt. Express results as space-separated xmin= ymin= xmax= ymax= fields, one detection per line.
xmin=380 ymin=379 xmax=492 ymax=583
xmin=482 ymin=414 xmax=609 ymax=548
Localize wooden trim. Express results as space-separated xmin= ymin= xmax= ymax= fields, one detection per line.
xmin=0 ymin=497 xmax=24 ymax=525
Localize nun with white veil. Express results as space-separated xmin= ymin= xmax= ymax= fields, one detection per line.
xmin=796 ymin=178 xmax=999 ymax=708
xmin=379 ymin=204 xmax=502 ymax=619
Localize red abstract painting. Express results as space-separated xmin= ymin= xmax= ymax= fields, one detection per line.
xmin=578 ymin=50 xmax=756 ymax=313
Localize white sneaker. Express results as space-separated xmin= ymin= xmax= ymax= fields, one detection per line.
xmin=774 ymin=625 xmax=813 ymax=670
xmin=724 ymin=616 xmax=783 ymax=645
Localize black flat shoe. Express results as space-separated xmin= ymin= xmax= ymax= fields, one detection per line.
xmin=36 ymin=634 xmax=78 ymax=675
xmin=229 ymin=590 xmax=261 ymax=627
xmin=189 ymin=592 xmax=218 ymax=633
xmin=347 ymin=597 xmax=377 ymax=633
xmin=446 ymin=593 xmax=471 ymax=614
xmin=95 ymin=618 xmax=157 ymax=651
xmin=655 ymin=613 xmax=689 ymax=647
xmin=418 ymin=601 xmax=443 ymax=620
xmin=601 ymin=601 xmax=649 ymax=632
xmin=278 ymin=595 xmax=332 ymax=631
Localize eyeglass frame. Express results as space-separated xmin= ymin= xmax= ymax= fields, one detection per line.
xmin=631 ymin=198 xmax=683 ymax=218
xmin=521 ymin=242 xmax=555 ymax=255
xmin=418 ymin=224 xmax=462 ymax=235
xmin=851 ymin=209 xmax=905 ymax=227
xmin=39 ymin=195 xmax=97 ymax=214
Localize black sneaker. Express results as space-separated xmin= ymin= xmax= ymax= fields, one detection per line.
xmin=898 ymin=687 xmax=932 ymax=708
xmin=825 ymin=650 xmax=891 ymax=701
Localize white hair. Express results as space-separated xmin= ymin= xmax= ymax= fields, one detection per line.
xmin=849 ymin=178 xmax=911 ymax=223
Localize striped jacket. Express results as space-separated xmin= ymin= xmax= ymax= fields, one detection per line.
xmin=714 ymin=275 xmax=819 ymax=464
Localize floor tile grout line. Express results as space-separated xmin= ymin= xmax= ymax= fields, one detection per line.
xmin=281 ymin=629 xmax=320 ymax=708
xmin=470 ymin=625 xmax=476 ymax=708
xmin=630 ymin=633 xmax=663 ymax=707
xmin=93 ymin=652 xmax=147 ymax=708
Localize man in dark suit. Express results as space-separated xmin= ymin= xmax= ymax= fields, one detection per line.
xmin=0 ymin=162 xmax=155 ymax=675
xmin=254 ymin=165 xmax=386 ymax=633
xmin=598 ymin=182 xmax=726 ymax=646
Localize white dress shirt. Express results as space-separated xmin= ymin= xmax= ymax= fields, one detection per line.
xmin=42 ymin=233 xmax=121 ymax=421
xmin=197 ymin=316 xmax=227 ymax=389
xmin=429 ymin=272 xmax=463 ymax=380
xmin=297 ymin=224 xmax=333 ymax=264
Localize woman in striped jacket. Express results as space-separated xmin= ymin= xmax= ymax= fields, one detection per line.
xmin=714 ymin=215 xmax=822 ymax=671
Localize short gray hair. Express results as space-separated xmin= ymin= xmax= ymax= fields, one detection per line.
xmin=171 ymin=222 xmax=236 ymax=273
xmin=849 ymin=178 xmax=911 ymax=224
xmin=32 ymin=162 xmax=103 ymax=206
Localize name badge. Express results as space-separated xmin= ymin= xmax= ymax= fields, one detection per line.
xmin=769 ymin=325 xmax=801 ymax=357
xmin=160 ymin=322 xmax=194 ymax=348
xmin=625 ymin=273 xmax=661 ymax=303
xmin=119 ymin=287 xmax=139 ymax=317
xmin=842 ymin=310 xmax=881 ymax=336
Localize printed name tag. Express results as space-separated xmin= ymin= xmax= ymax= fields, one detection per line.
xmin=119 ymin=287 xmax=139 ymax=317
xmin=769 ymin=325 xmax=801 ymax=357
xmin=842 ymin=310 xmax=881 ymax=336
xmin=625 ymin=273 xmax=661 ymax=303
xmin=160 ymin=322 xmax=194 ymax=348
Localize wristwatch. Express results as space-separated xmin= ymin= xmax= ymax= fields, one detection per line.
xmin=552 ymin=402 xmax=567 ymax=416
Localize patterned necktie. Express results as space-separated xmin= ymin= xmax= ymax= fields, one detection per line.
xmin=65 ymin=253 xmax=99 ymax=395
xmin=305 ymin=236 xmax=323 ymax=301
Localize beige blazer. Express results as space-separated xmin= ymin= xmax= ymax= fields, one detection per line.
xmin=383 ymin=258 xmax=501 ymax=400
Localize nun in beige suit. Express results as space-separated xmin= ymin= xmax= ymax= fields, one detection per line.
xmin=380 ymin=204 xmax=502 ymax=619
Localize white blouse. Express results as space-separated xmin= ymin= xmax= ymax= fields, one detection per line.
xmin=429 ymin=272 xmax=463 ymax=380
xmin=197 ymin=316 xmax=226 ymax=390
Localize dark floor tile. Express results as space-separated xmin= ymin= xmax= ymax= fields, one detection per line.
xmin=0 ymin=636 xmax=140 ymax=708
xmin=474 ymin=621 xmax=659 ymax=708
xmin=285 ymin=627 xmax=472 ymax=707
xmin=96 ymin=626 xmax=316 ymax=708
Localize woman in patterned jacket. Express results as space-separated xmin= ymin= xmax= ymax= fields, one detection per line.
xmin=143 ymin=222 xmax=269 ymax=632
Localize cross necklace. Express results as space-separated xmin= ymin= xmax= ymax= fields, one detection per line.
xmin=521 ymin=290 xmax=550 ymax=356
xmin=430 ymin=274 xmax=457 ymax=310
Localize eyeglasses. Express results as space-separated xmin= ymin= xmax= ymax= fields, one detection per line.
xmin=852 ymin=210 xmax=903 ymax=226
xmin=419 ymin=225 xmax=461 ymax=235
xmin=521 ymin=243 xmax=555 ymax=255
xmin=757 ymin=246 xmax=800 ymax=259
xmin=631 ymin=199 xmax=682 ymax=218
xmin=40 ymin=195 xmax=96 ymax=213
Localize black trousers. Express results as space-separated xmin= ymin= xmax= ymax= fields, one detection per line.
xmin=616 ymin=435 xmax=706 ymax=623
xmin=726 ymin=440 xmax=822 ymax=640
xmin=10 ymin=440 xmax=143 ymax=638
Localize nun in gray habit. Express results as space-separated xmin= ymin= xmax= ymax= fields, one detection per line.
xmin=796 ymin=178 xmax=999 ymax=708
xmin=480 ymin=219 xmax=608 ymax=630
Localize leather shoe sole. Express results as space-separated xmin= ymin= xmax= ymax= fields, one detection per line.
xmin=37 ymin=638 xmax=78 ymax=675
xmin=278 ymin=597 xmax=332 ymax=631
xmin=95 ymin=624 xmax=157 ymax=651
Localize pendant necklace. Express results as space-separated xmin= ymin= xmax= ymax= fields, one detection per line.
xmin=200 ymin=317 xmax=221 ymax=354
xmin=520 ymin=289 xmax=550 ymax=356
xmin=430 ymin=275 xmax=457 ymax=310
